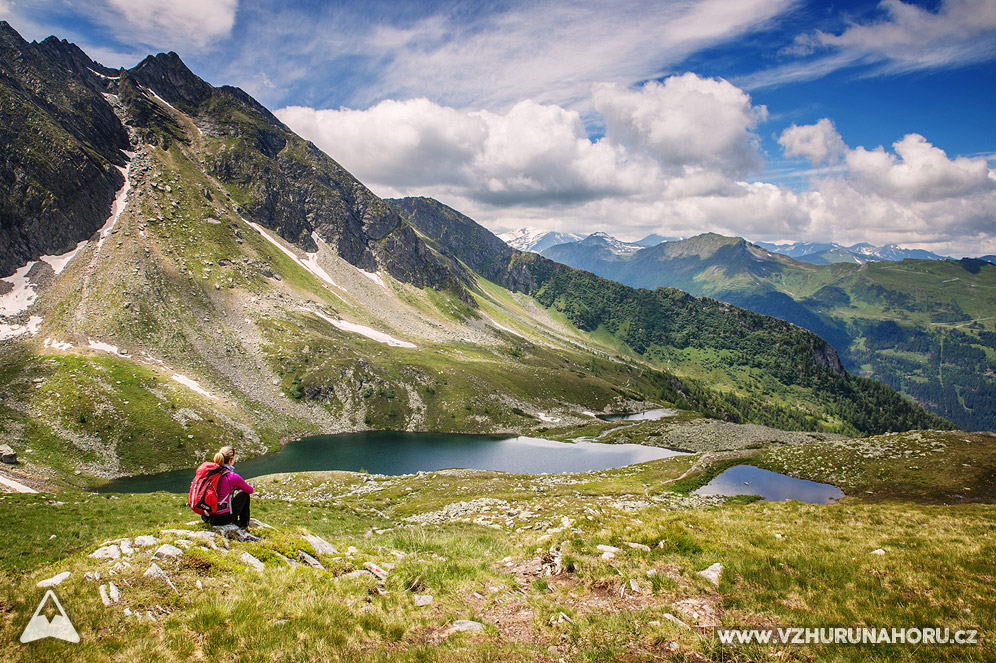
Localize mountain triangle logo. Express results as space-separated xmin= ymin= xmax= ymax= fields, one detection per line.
xmin=19 ymin=589 xmax=80 ymax=644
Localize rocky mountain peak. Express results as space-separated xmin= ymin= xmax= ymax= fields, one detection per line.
xmin=127 ymin=51 xmax=214 ymax=111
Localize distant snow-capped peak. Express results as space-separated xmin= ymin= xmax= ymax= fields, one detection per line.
xmin=498 ymin=227 xmax=585 ymax=253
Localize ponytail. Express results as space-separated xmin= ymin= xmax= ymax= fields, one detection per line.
xmin=214 ymin=445 xmax=235 ymax=465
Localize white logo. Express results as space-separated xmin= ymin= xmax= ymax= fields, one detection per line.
xmin=19 ymin=589 xmax=80 ymax=644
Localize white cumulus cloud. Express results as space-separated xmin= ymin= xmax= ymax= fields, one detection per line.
xmin=845 ymin=133 xmax=995 ymax=202
xmin=279 ymin=75 xmax=996 ymax=257
xmin=778 ymin=118 xmax=847 ymax=166
xmin=593 ymin=74 xmax=767 ymax=178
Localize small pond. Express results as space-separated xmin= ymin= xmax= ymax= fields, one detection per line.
xmin=98 ymin=431 xmax=687 ymax=494
xmin=598 ymin=408 xmax=677 ymax=422
xmin=692 ymin=465 xmax=845 ymax=504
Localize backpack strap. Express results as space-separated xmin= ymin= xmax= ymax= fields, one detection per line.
xmin=216 ymin=467 xmax=232 ymax=512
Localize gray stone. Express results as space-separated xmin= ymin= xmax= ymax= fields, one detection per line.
xmin=297 ymin=550 xmax=326 ymax=571
xmin=213 ymin=524 xmax=260 ymax=542
xmin=697 ymin=562 xmax=722 ymax=586
xmin=133 ymin=535 xmax=158 ymax=547
xmin=447 ymin=620 xmax=485 ymax=633
xmin=241 ymin=552 xmax=265 ymax=572
xmin=363 ymin=561 xmax=389 ymax=580
xmin=870 ymin=548 xmax=886 ymax=555
xmin=0 ymin=444 xmax=16 ymax=464
xmin=413 ymin=594 xmax=433 ymax=607
xmin=89 ymin=544 xmax=121 ymax=560
xmin=143 ymin=562 xmax=179 ymax=594
xmin=37 ymin=571 xmax=70 ymax=587
xmin=153 ymin=544 xmax=183 ymax=559
xmin=303 ymin=533 xmax=339 ymax=556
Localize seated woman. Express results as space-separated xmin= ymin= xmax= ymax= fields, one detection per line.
xmin=205 ymin=445 xmax=254 ymax=529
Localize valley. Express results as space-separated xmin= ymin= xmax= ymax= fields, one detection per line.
xmin=542 ymin=232 xmax=996 ymax=430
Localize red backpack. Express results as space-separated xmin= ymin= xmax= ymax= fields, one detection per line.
xmin=188 ymin=462 xmax=230 ymax=516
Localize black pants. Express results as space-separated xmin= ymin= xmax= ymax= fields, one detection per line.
xmin=204 ymin=491 xmax=251 ymax=528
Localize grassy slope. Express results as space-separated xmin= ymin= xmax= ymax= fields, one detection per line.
xmin=549 ymin=234 xmax=996 ymax=430
xmin=1 ymin=430 xmax=994 ymax=662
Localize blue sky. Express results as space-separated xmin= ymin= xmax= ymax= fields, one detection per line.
xmin=4 ymin=0 xmax=995 ymax=254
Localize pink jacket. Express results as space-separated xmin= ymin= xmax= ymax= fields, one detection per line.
xmin=216 ymin=466 xmax=253 ymax=514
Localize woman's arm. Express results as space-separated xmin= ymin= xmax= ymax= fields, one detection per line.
xmin=229 ymin=472 xmax=254 ymax=494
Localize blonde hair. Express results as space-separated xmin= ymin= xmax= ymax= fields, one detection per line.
xmin=213 ymin=445 xmax=235 ymax=464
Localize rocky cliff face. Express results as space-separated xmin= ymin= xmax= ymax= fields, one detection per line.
xmin=0 ymin=22 xmax=130 ymax=278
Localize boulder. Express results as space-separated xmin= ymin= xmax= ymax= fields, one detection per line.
xmin=0 ymin=444 xmax=16 ymax=464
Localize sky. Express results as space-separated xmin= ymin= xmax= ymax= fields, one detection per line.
xmin=3 ymin=0 xmax=996 ymax=255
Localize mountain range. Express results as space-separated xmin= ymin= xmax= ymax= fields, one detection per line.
xmin=504 ymin=227 xmax=951 ymax=264
xmin=540 ymin=232 xmax=996 ymax=430
xmin=0 ymin=23 xmax=951 ymax=485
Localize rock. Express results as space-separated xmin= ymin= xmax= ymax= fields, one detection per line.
xmin=0 ymin=444 xmax=16 ymax=464
xmin=629 ymin=579 xmax=642 ymax=593
xmin=342 ymin=570 xmax=373 ymax=580
xmin=108 ymin=582 xmax=120 ymax=602
xmin=363 ymin=562 xmax=389 ymax=580
xmin=119 ymin=539 xmax=134 ymax=556
xmin=143 ymin=563 xmax=179 ymax=593
xmin=303 ymin=534 xmax=339 ymax=556
xmin=213 ymin=524 xmax=260 ymax=542
xmin=133 ymin=535 xmax=158 ymax=547
xmin=674 ymin=597 xmax=720 ymax=627
xmin=663 ymin=613 xmax=691 ymax=629
xmin=37 ymin=571 xmax=71 ymax=587
xmin=164 ymin=529 xmax=224 ymax=550
xmin=624 ymin=542 xmax=651 ymax=552
xmin=297 ymin=550 xmax=326 ymax=571
xmin=697 ymin=563 xmax=722 ymax=586
xmin=153 ymin=544 xmax=183 ymax=559
xmin=90 ymin=544 xmax=121 ymax=560
xmin=99 ymin=584 xmax=111 ymax=606
xmin=241 ymin=552 xmax=265 ymax=572
xmin=870 ymin=548 xmax=886 ymax=556
xmin=247 ymin=518 xmax=273 ymax=529
xmin=413 ymin=594 xmax=433 ymax=607
xmin=596 ymin=544 xmax=620 ymax=553
xmin=441 ymin=620 xmax=485 ymax=637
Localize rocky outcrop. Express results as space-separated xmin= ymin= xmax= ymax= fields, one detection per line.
xmin=0 ymin=21 xmax=129 ymax=278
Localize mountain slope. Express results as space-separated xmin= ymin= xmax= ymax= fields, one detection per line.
xmin=543 ymin=232 xmax=996 ymax=430
xmin=392 ymin=197 xmax=948 ymax=435
xmin=0 ymin=25 xmax=951 ymax=488
xmin=0 ymin=23 xmax=130 ymax=278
